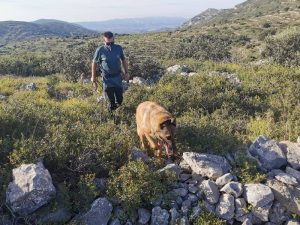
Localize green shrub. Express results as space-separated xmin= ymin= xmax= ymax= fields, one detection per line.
xmin=263 ymin=28 xmax=300 ymax=66
xmin=168 ymin=34 xmax=232 ymax=61
xmin=193 ymin=204 xmax=225 ymax=225
xmin=107 ymin=160 xmax=173 ymax=215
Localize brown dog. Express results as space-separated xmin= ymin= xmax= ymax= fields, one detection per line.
xmin=136 ymin=101 xmax=176 ymax=158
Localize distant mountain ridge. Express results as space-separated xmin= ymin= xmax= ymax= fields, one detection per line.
xmin=76 ymin=17 xmax=186 ymax=33
xmin=0 ymin=20 xmax=97 ymax=44
xmin=182 ymin=0 xmax=300 ymax=28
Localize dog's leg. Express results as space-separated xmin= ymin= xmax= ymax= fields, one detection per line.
xmin=139 ymin=134 xmax=145 ymax=150
xmin=145 ymin=134 xmax=158 ymax=150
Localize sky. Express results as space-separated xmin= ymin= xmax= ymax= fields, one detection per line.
xmin=0 ymin=0 xmax=246 ymax=22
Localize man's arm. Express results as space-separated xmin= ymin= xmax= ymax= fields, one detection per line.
xmin=91 ymin=61 xmax=98 ymax=90
xmin=121 ymin=58 xmax=129 ymax=81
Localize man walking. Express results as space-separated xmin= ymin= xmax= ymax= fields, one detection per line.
xmin=91 ymin=31 xmax=129 ymax=113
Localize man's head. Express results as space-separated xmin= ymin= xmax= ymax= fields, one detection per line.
xmin=103 ymin=31 xmax=114 ymax=44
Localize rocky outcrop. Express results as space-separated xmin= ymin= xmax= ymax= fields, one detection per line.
xmin=279 ymin=141 xmax=300 ymax=170
xmin=6 ymin=162 xmax=56 ymax=215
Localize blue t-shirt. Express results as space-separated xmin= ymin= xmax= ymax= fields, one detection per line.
xmin=93 ymin=43 xmax=125 ymax=88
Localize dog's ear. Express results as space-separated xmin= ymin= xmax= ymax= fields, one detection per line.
xmin=171 ymin=117 xmax=176 ymax=126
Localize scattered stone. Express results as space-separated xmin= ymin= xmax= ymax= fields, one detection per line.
xmin=180 ymin=216 xmax=189 ymax=225
xmin=169 ymin=208 xmax=180 ymax=225
xmin=167 ymin=65 xmax=192 ymax=74
xmin=208 ymin=71 xmax=241 ymax=86
xmin=182 ymin=152 xmax=231 ymax=179
xmin=20 ymin=82 xmax=37 ymax=91
xmin=200 ymin=180 xmax=220 ymax=204
xmin=159 ymin=163 xmax=182 ymax=177
xmin=203 ymin=200 xmax=215 ymax=213
xmin=0 ymin=94 xmax=7 ymax=100
xmin=242 ymin=218 xmax=253 ymax=225
xmin=138 ymin=208 xmax=151 ymax=224
xmin=130 ymin=147 xmax=150 ymax=163
xmin=243 ymin=183 xmax=274 ymax=208
xmin=269 ymin=201 xmax=289 ymax=224
xmin=181 ymin=199 xmax=192 ymax=215
xmin=286 ymin=220 xmax=300 ymax=225
xmin=279 ymin=141 xmax=300 ymax=170
xmin=80 ymin=198 xmax=113 ymax=225
xmin=179 ymin=160 xmax=192 ymax=173
xmin=179 ymin=173 xmax=191 ymax=182
xmin=275 ymin=172 xmax=298 ymax=186
xmin=151 ymin=206 xmax=169 ymax=225
xmin=187 ymin=194 xmax=198 ymax=203
xmin=39 ymin=208 xmax=72 ymax=224
xmin=109 ymin=219 xmax=121 ymax=225
xmin=173 ymin=188 xmax=188 ymax=198
xmin=248 ymin=135 xmax=287 ymax=171
xmin=286 ymin=166 xmax=300 ymax=183
xmin=151 ymin=194 xmax=163 ymax=207
xmin=221 ymin=181 xmax=243 ymax=198
xmin=215 ymin=193 xmax=235 ymax=220
xmin=6 ymin=161 xmax=56 ymax=215
xmin=235 ymin=198 xmax=248 ymax=222
xmin=252 ymin=201 xmax=272 ymax=222
xmin=130 ymin=77 xmax=147 ymax=85
xmin=216 ymin=173 xmax=234 ymax=187
xmin=188 ymin=185 xmax=198 ymax=194
xmin=267 ymin=179 xmax=300 ymax=215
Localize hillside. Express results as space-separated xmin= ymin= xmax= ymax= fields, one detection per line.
xmin=0 ymin=20 xmax=97 ymax=44
xmin=76 ymin=17 xmax=186 ymax=33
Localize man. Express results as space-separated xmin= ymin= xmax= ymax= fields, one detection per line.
xmin=91 ymin=31 xmax=129 ymax=113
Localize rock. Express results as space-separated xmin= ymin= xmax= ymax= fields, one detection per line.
xmin=189 ymin=206 xmax=201 ymax=221
xmin=159 ymin=164 xmax=182 ymax=177
xmin=0 ymin=94 xmax=7 ymax=100
xmin=275 ymin=172 xmax=298 ymax=186
xmin=182 ymin=152 xmax=231 ymax=179
xmin=169 ymin=208 xmax=180 ymax=225
xmin=188 ymin=72 xmax=197 ymax=77
xmin=151 ymin=194 xmax=163 ymax=207
xmin=286 ymin=220 xmax=300 ymax=225
xmin=130 ymin=77 xmax=147 ymax=85
xmin=243 ymin=183 xmax=274 ymax=208
xmin=80 ymin=198 xmax=113 ymax=225
xmin=220 ymin=182 xmax=243 ymax=198
xmin=179 ymin=173 xmax=191 ymax=182
xmin=242 ymin=218 xmax=253 ymax=225
xmin=181 ymin=199 xmax=192 ymax=215
xmin=252 ymin=201 xmax=272 ymax=222
xmin=130 ymin=147 xmax=150 ymax=163
xmin=279 ymin=141 xmax=300 ymax=170
xmin=20 ymin=82 xmax=37 ymax=91
xmin=216 ymin=173 xmax=234 ymax=187
xmin=215 ymin=193 xmax=235 ymax=220
xmin=269 ymin=201 xmax=289 ymax=224
xmin=167 ymin=65 xmax=192 ymax=74
xmin=109 ymin=219 xmax=121 ymax=225
xmin=267 ymin=179 xmax=300 ymax=215
xmin=200 ymin=180 xmax=220 ymax=204
xmin=151 ymin=206 xmax=169 ymax=225
xmin=203 ymin=200 xmax=215 ymax=213
xmin=188 ymin=185 xmax=198 ymax=194
xmin=179 ymin=160 xmax=192 ymax=173
xmin=286 ymin=166 xmax=300 ymax=183
xmin=180 ymin=216 xmax=189 ymax=225
xmin=39 ymin=208 xmax=72 ymax=224
xmin=187 ymin=194 xmax=198 ymax=203
xmin=248 ymin=135 xmax=287 ymax=171
xmin=6 ymin=162 xmax=56 ymax=215
xmin=138 ymin=208 xmax=151 ymax=224
xmin=173 ymin=188 xmax=188 ymax=198
xmin=208 ymin=71 xmax=241 ymax=86
xmin=94 ymin=178 xmax=107 ymax=192
xmin=235 ymin=198 xmax=248 ymax=222
xmin=0 ymin=215 xmax=13 ymax=225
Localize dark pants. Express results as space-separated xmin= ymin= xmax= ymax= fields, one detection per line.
xmin=104 ymin=86 xmax=123 ymax=113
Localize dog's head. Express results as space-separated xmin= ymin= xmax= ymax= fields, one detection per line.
xmin=156 ymin=117 xmax=176 ymax=156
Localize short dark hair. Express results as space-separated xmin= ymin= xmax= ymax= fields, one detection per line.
xmin=103 ymin=31 xmax=114 ymax=38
